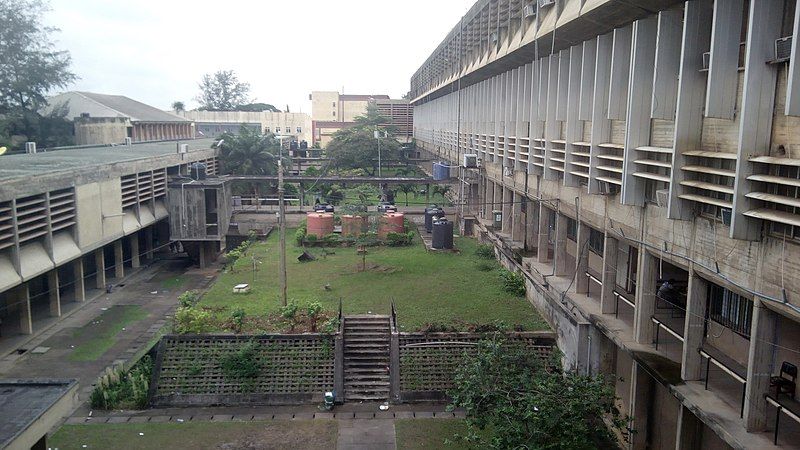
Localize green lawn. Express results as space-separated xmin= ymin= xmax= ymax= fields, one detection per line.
xmin=199 ymin=231 xmax=547 ymax=331
xmin=69 ymin=305 xmax=147 ymax=362
xmin=395 ymin=419 xmax=485 ymax=450
xmin=50 ymin=420 xmax=337 ymax=450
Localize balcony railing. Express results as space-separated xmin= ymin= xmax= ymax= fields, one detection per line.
xmin=766 ymin=394 xmax=800 ymax=445
xmin=699 ymin=348 xmax=747 ymax=417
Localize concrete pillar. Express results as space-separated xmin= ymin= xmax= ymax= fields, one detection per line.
xmin=537 ymin=204 xmax=550 ymax=263
xmin=501 ymin=187 xmax=512 ymax=234
xmin=17 ymin=284 xmax=32 ymax=335
xmin=675 ymin=405 xmax=703 ymax=450
xmin=511 ymin=192 xmax=524 ymax=242
xmin=744 ymin=300 xmax=779 ymax=431
xmin=130 ymin=233 xmax=140 ymax=268
xmin=113 ymin=240 xmax=124 ymax=278
xmin=554 ymin=213 xmax=569 ymax=276
xmin=525 ymin=197 xmax=538 ymax=252
xmin=575 ymin=223 xmax=590 ymax=294
xmin=47 ymin=270 xmax=61 ymax=317
xmin=493 ymin=182 xmax=502 ymax=219
xmin=198 ymin=242 xmax=207 ymax=268
xmin=95 ymin=249 xmax=106 ymax=289
xmin=629 ymin=362 xmax=653 ymax=450
xmin=681 ymin=270 xmax=708 ymax=380
xmin=600 ymin=234 xmax=618 ymax=314
xmin=144 ymin=227 xmax=154 ymax=259
xmin=73 ymin=258 xmax=85 ymax=302
xmin=633 ymin=249 xmax=658 ymax=345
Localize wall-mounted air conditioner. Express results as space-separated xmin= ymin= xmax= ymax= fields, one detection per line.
xmin=538 ymin=0 xmax=555 ymax=7
xmin=776 ymin=36 xmax=793 ymax=62
xmin=463 ymin=153 xmax=478 ymax=168
xmin=523 ymin=3 xmax=537 ymax=18
xmin=503 ymin=166 xmax=513 ymax=177
xmin=656 ymin=189 xmax=669 ymax=208
xmin=177 ymin=143 xmax=188 ymax=154
xmin=490 ymin=32 xmax=498 ymax=44
xmin=25 ymin=142 xmax=36 ymax=154
xmin=702 ymin=52 xmax=711 ymax=70
xmin=597 ymin=181 xmax=618 ymax=195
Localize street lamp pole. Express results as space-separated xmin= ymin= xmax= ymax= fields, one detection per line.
xmin=275 ymin=134 xmax=289 ymax=306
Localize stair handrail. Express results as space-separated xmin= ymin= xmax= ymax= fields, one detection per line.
xmin=390 ymin=299 xmax=398 ymax=333
xmin=338 ymin=297 xmax=343 ymax=334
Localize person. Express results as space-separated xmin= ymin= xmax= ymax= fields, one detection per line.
xmin=657 ymin=278 xmax=678 ymax=305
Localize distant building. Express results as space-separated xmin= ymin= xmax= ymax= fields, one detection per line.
xmin=309 ymin=91 xmax=413 ymax=147
xmin=177 ymin=110 xmax=312 ymax=143
xmin=45 ymin=91 xmax=194 ymax=145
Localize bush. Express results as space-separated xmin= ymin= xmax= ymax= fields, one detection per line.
xmin=178 ymin=290 xmax=200 ymax=308
xmin=295 ymin=225 xmax=307 ymax=246
xmin=499 ymin=269 xmax=526 ymax=297
xmin=476 ymin=261 xmax=496 ymax=272
xmin=224 ymin=248 xmax=243 ymax=268
xmin=231 ymin=308 xmax=246 ymax=333
xmin=475 ymin=244 xmax=495 ymax=259
xmin=279 ymin=302 xmax=300 ymax=331
xmin=322 ymin=233 xmax=341 ymax=245
xmin=90 ymin=356 xmax=153 ymax=410
xmin=307 ymin=302 xmax=323 ymax=332
xmin=386 ymin=231 xmax=414 ymax=247
xmin=219 ymin=341 xmax=261 ymax=381
xmin=174 ymin=307 xmax=214 ymax=334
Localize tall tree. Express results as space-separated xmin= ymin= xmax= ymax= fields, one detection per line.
xmin=217 ymin=127 xmax=286 ymax=197
xmin=0 ymin=0 xmax=76 ymax=148
xmin=326 ymin=106 xmax=403 ymax=175
xmin=195 ymin=70 xmax=251 ymax=111
xmin=171 ymin=101 xmax=185 ymax=112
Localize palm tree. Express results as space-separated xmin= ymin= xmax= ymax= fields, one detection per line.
xmin=217 ymin=127 xmax=286 ymax=198
xmin=171 ymin=101 xmax=185 ymax=112
xmin=397 ymin=184 xmax=414 ymax=206
xmin=433 ymin=184 xmax=452 ymax=203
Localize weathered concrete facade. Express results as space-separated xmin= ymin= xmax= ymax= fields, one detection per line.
xmin=412 ymin=0 xmax=800 ymax=448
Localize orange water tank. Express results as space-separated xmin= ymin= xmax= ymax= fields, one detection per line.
xmin=341 ymin=215 xmax=367 ymax=237
xmin=306 ymin=212 xmax=334 ymax=238
xmin=378 ymin=212 xmax=405 ymax=239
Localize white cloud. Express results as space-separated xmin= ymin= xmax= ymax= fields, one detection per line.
xmin=44 ymin=0 xmax=475 ymax=112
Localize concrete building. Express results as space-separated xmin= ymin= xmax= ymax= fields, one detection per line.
xmin=0 ymin=139 xmax=217 ymax=340
xmin=178 ymin=110 xmax=312 ymax=143
xmin=45 ymin=91 xmax=194 ymax=145
xmin=412 ymin=0 xmax=800 ymax=448
xmin=309 ymin=91 xmax=413 ymax=146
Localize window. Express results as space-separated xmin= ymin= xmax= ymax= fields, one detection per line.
xmin=566 ymin=217 xmax=577 ymax=242
xmin=296 ymin=127 xmax=302 ymax=133
xmin=285 ymin=127 xmax=290 ymax=133
xmin=768 ymin=165 xmax=800 ymax=240
xmin=588 ymin=228 xmax=604 ymax=255
xmin=265 ymin=127 xmax=270 ymax=133
xmin=332 ymin=102 xmax=336 ymax=107
xmin=332 ymin=111 xmax=336 ymax=117
xmin=707 ymin=283 xmax=753 ymax=338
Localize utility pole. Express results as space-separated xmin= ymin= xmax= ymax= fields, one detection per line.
xmin=375 ymin=129 xmax=382 ymax=177
xmin=278 ymin=159 xmax=288 ymax=306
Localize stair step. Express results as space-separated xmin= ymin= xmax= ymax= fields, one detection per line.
xmin=345 ymin=394 xmax=389 ymax=401
xmin=346 ymin=381 xmax=390 ymax=387
xmin=344 ymin=368 xmax=388 ymax=374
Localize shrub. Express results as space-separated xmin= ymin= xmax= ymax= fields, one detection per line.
xmin=279 ymin=302 xmax=299 ymax=331
xmin=499 ymin=269 xmax=526 ymax=297
xmin=321 ymin=317 xmax=340 ymax=334
xmin=178 ymin=290 xmax=200 ymax=308
xmin=475 ymin=244 xmax=495 ymax=259
xmin=306 ymin=302 xmax=323 ymax=332
xmin=231 ymin=308 xmax=246 ymax=333
xmin=476 ymin=261 xmax=496 ymax=272
xmin=219 ymin=341 xmax=262 ymax=380
xmin=224 ymin=248 xmax=243 ymax=268
xmin=386 ymin=231 xmax=414 ymax=247
xmin=322 ymin=233 xmax=341 ymax=245
xmin=90 ymin=356 xmax=153 ymax=410
xmin=295 ymin=225 xmax=307 ymax=246
xmin=174 ymin=307 xmax=214 ymax=334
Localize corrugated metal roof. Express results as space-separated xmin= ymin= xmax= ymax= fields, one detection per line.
xmin=46 ymin=91 xmax=190 ymax=123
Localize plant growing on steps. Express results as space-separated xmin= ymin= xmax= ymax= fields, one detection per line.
xmin=475 ymin=244 xmax=495 ymax=259
xmin=90 ymin=356 xmax=153 ymax=410
xmin=279 ymin=301 xmax=299 ymax=332
xmin=219 ymin=341 xmax=262 ymax=381
xmin=306 ymin=301 xmax=323 ymax=332
xmin=498 ymin=269 xmax=526 ymax=297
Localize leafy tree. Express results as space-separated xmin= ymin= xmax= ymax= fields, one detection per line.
xmin=0 ymin=0 xmax=76 ymax=149
xmin=397 ymin=184 xmax=414 ymax=206
xmin=217 ymin=126 xmax=285 ymax=197
xmin=326 ymin=105 xmax=403 ymax=176
xmin=196 ymin=70 xmax=251 ymax=111
xmin=449 ymin=339 xmax=629 ymax=449
xmin=237 ymin=102 xmax=279 ymax=112
xmin=433 ymin=184 xmax=452 ymax=201
xmin=171 ymin=101 xmax=185 ymax=112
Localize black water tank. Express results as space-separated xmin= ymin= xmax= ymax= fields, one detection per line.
xmin=189 ymin=162 xmax=207 ymax=180
xmin=425 ymin=207 xmax=444 ymax=233
xmin=432 ymin=219 xmax=454 ymax=249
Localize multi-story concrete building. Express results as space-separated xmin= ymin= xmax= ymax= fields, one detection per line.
xmin=309 ymin=91 xmax=413 ymax=146
xmin=177 ymin=110 xmax=312 ymax=143
xmin=0 ymin=139 xmax=217 ymax=340
xmin=46 ymin=91 xmax=194 ymax=145
xmin=412 ymin=0 xmax=800 ymax=448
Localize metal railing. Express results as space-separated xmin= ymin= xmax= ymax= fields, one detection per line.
xmin=699 ymin=348 xmax=747 ymax=418
xmin=766 ymin=394 xmax=800 ymax=445
xmin=651 ymin=316 xmax=685 ymax=351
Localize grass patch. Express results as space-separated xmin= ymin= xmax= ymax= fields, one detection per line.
xmin=69 ymin=305 xmax=147 ymax=362
xmin=160 ymin=276 xmax=185 ymax=290
xmin=395 ymin=419 xmax=487 ymax=450
xmin=50 ymin=420 xmax=338 ymax=450
xmin=198 ymin=231 xmax=547 ymax=332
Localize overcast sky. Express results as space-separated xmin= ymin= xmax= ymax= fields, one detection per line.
xmin=44 ymin=0 xmax=475 ymax=113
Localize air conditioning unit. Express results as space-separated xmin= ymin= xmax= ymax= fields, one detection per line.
xmin=597 ymin=180 xmax=618 ymax=195
xmin=476 ymin=157 xmax=483 ymax=168
xmin=721 ymin=208 xmax=732 ymax=226
xmin=776 ymin=36 xmax=793 ymax=61
xmin=523 ymin=3 xmax=537 ymax=18
xmin=503 ymin=166 xmax=513 ymax=177
xmin=490 ymin=32 xmax=498 ymax=44
xmin=463 ymin=153 xmax=478 ymax=168
xmin=25 ymin=142 xmax=36 ymax=154
xmin=177 ymin=143 xmax=189 ymax=154
xmin=538 ymin=0 xmax=555 ymax=7
xmin=656 ymin=189 xmax=669 ymax=208
xmin=702 ymin=52 xmax=711 ymax=70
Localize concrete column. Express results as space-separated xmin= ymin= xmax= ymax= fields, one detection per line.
xmin=198 ymin=242 xmax=207 ymax=268
xmin=95 ymin=249 xmax=106 ymax=289
xmin=681 ymin=270 xmax=708 ymax=380
xmin=73 ymin=258 xmax=85 ymax=302
xmin=575 ymin=223 xmax=590 ymax=294
xmin=486 ymin=180 xmax=494 ymax=215
xmin=554 ymin=213 xmax=569 ymax=276
xmin=144 ymin=227 xmax=154 ymax=259
xmin=744 ymin=300 xmax=779 ymax=431
xmin=130 ymin=233 xmax=140 ymax=268
xmin=511 ymin=192 xmax=524 ymax=242
xmin=493 ymin=182 xmax=502 ymax=218
xmin=47 ymin=270 xmax=61 ymax=317
xmin=537 ymin=204 xmax=550 ymax=263
xmin=501 ymin=187 xmax=512 ymax=234
xmin=17 ymin=284 xmax=32 ymax=335
xmin=675 ymin=405 xmax=703 ymax=450
xmin=600 ymin=234 xmax=618 ymax=314
xmin=633 ymin=249 xmax=658 ymax=345
xmin=113 ymin=240 xmax=124 ymax=278
xmin=629 ymin=362 xmax=653 ymax=450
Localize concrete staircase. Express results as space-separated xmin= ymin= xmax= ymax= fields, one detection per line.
xmin=342 ymin=315 xmax=391 ymax=402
